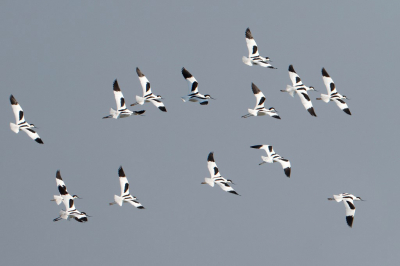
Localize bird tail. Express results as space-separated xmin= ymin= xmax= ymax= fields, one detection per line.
xmin=136 ymin=95 xmax=145 ymax=105
xmin=316 ymin=94 xmax=330 ymax=103
xmin=261 ymin=156 xmax=274 ymax=164
xmin=242 ymin=56 xmax=253 ymax=66
xmin=52 ymin=195 xmax=63 ymax=205
xmin=10 ymin=123 xmax=19 ymax=133
xmin=110 ymin=108 xmax=120 ymax=119
xmin=247 ymin=109 xmax=258 ymax=117
xmin=114 ymin=195 xmax=123 ymax=206
xmin=333 ymin=195 xmax=343 ymax=202
xmin=202 ymin=177 xmax=214 ymax=187
xmin=285 ymin=85 xmax=296 ymax=97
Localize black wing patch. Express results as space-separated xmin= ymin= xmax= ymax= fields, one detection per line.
xmin=258 ymin=97 xmax=266 ymax=106
xmin=214 ymin=167 xmax=219 ymax=175
xmin=296 ymin=77 xmax=301 ymax=84
xmin=346 ymin=201 xmax=356 ymax=210
xmin=19 ymin=111 xmax=24 ymax=122
xmin=252 ymin=46 xmax=258 ymax=55
xmin=146 ymin=82 xmax=151 ymax=92
xmin=330 ymin=83 xmax=335 ymax=92
xmin=192 ymin=81 xmax=198 ymax=92
xmin=301 ymin=93 xmax=310 ymax=101
xmin=58 ymin=185 xmax=68 ymax=195
xmin=124 ymin=183 xmax=129 ymax=193
xmin=120 ymin=98 xmax=125 ymax=107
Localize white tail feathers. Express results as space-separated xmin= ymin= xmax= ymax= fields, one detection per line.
xmin=242 ymin=56 xmax=253 ymax=66
xmin=114 ymin=195 xmax=123 ymax=206
xmin=333 ymin=195 xmax=343 ymax=202
xmin=136 ymin=95 xmax=145 ymax=105
xmin=109 ymin=108 xmax=119 ymax=119
xmin=261 ymin=156 xmax=274 ymax=164
xmin=10 ymin=123 xmax=19 ymax=133
xmin=202 ymin=177 xmax=215 ymax=187
xmin=317 ymin=94 xmax=331 ymax=103
xmin=285 ymin=85 xmax=296 ymax=97
xmin=53 ymin=195 xmax=63 ymax=205
xmin=247 ymin=109 xmax=258 ymax=117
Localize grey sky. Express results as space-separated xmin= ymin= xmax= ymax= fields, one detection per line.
xmin=1 ymin=1 xmax=399 ymax=265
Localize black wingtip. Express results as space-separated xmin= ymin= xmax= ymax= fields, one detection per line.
xmin=158 ymin=106 xmax=167 ymax=112
xmin=10 ymin=95 xmax=18 ymax=105
xmin=207 ymin=152 xmax=215 ymax=162
xmin=245 ymin=27 xmax=253 ymax=39
xmin=346 ymin=216 xmax=354 ymax=228
xmin=284 ymin=167 xmax=291 ymax=178
xmin=199 ymin=101 xmax=208 ymax=105
xmin=229 ymin=190 xmax=240 ymax=196
xmin=35 ymin=138 xmax=44 ymax=144
xmin=181 ymin=67 xmax=192 ymax=79
xmin=118 ymin=166 xmax=125 ymax=177
xmin=251 ymin=83 xmax=261 ymax=94
xmin=250 ymin=145 xmax=262 ymax=149
xmin=273 ymin=115 xmax=281 ymax=119
xmin=308 ymin=107 xmax=317 ymax=117
xmin=137 ymin=206 xmax=145 ymax=209
xmin=113 ymin=79 xmax=120 ymax=91
xmin=134 ymin=110 xmax=146 ymax=115
xmin=56 ymin=170 xmax=62 ymax=180
xmin=288 ymin=65 xmax=295 ymax=72
xmin=322 ymin=67 xmax=330 ymax=77
xmin=136 ymin=67 xmax=144 ymax=77
xmin=343 ymin=108 xmax=351 ymax=115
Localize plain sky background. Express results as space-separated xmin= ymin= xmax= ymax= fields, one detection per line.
xmin=1 ymin=1 xmax=399 ymax=265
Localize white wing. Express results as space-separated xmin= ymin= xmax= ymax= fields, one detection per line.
xmin=276 ymin=157 xmax=291 ymax=178
xmin=288 ymin=65 xmax=303 ymax=87
xmin=207 ymin=152 xmax=221 ymax=178
xmin=252 ymin=83 xmax=266 ymax=109
xmin=332 ymin=99 xmax=351 ymax=115
xmin=118 ymin=166 xmax=130 ymax=197
xmin=149 ymin=98 xmax=167 ymax=112
xmin=21 ymin=128 xmax=43 ymax=144
xmin=113 ymin=80 xmax=127 ymax=111
xmin=136 ymin=67 xmax=152 ymax=97
xmin=127 ymin=200 xmax=145 ymax=209
xmin=10 ymin=95 xmax=25 ymax=124
xmin=343 ymin=199 xmax=356 ymax=227
xmin=215 ymin=181 xmax=239 ymax=195
xmin=182 ymin=68 xmax=199 ymax=94
xmin=245 ymin=28 xmax=259 ymax=58
xmin=321 ymin=68 xmax=337 ymax=96
xmin=296 ymin=90 xmax=317 ymax=117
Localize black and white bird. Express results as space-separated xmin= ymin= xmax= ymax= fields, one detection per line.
xmin=130 ymin=67 xmax=167 ymax=112
xmin=103 ymin=79 xmax=145 ymax=119
xmin=242 ymin=83 xmax=280 ymax=119
xmin=328 ymin=193 xmax=364 ymax=228
xmin=9 ymin=95 xmax=43 ymax=144
xmin=109 ymin=166 xmax=145 ymax=209
xmin=281 ymin=65 xmax=317 ymax=117
xmin=250 ymin=145 xmax=291 ymax=177
xmin=201 ymin=152 xmax=240 ymax=195
xmin=51 ymin=170 xmax=81 ymax=205
xmin=317 ymin=68 xmax=351 ymax=115
xmin=242 ymin=28 xmax=276 ymax=69
xmin=181 ymin=67 xmax=214 ymax=105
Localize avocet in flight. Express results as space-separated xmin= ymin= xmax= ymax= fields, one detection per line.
xmin=181 ymin=67 xmax=214 ymax=105
xmin=328 ymin=193 xmax=364 ymax=228
xmin=250 ymin=145 xmax=291 ymax=177
xmin=130 ymin=67 xmax=167 ymax=112
xmin=242 ymin=28 xmax=276 ymax=69
xmin=53 ymin=199 xmax=89 ymax=223
xmin=109 ymin=166 xmax=145 ymax=209
xmin=281 ymin=65 xmax=317 ymax=117
xmin=201 ymin=152 xmax=240 ymax=195
xmin=9 ymin=95 xmax=43 ymax=144
xmin=103 ymin=79 xmax=145 ymax=119
xmin=242 ymin=83 xmax=280 ymax=119
xmin=317 ymin=68 xmax=351 ymax=115
xmin=51 ymin=170 xmax=81 ymax=205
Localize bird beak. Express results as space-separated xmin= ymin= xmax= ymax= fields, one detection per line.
xmin=211 ymin=97 xmax=216 ymax=100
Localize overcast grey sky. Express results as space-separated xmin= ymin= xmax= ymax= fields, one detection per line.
xmin=1 ymin=1 xmax=399 ymax=265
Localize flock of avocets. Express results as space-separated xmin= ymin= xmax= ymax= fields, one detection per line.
xmin=9 ymin=28 xmax=362 ymax=228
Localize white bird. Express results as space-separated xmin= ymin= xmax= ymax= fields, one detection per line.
xmin=250 ymin=145 xmax=291 ymax=177
xmin=103 ymin=79 xmax=145 ymax=119
xmin=328 ymin=193 xmax=364 ymax=228
xmin=317 ymin=68 xmax=351 ymax=115
xmin=130 ymin=67 xmax=167 ymax=112
xmin=281 ymin=65 xmax=317 ymax=117
xmin=181 ymin=67 xmax=214 ymax=105
xmin=201 ymin=152 xmax=240 ymax=195
xmin=109 ymin=166 xmax=145 ymax=209
xmin=51 ymin=170 xmax=81 ymax=205
xmin=242 ymin=28 xmax=276 ymax=69
xmin=9 ymin=95 xmax=43 ymax=144
xmin=242 ymin=83 xmax=281 ymax=119
xmin=53 ymin=199 xmax=89 ymax=223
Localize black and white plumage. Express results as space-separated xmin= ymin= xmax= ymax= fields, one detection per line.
xmin=317 ymin=68 xmax=351 ymax=115
xmin=201 ymin=152 xmax=240 ymax=195
xmin=9 ymin=95 xmax=43 ymax=144
xmin=242 ymin=28 xmax=276 ymax=69
xmin=103 ymin=80 xmax=145 ymax=119
xmin=281 ymin=65 xmax=317 ymax=117
xmin=109 ymin=166 xmax=144 ymax=209
xmin=181 ymin=67 xmax=214 ymax=105
xmin=242 ymin=83 xmax=281 ymax=119
xmin=328 ymin=193 xmax=364 ymax=228
xmin=51 ymin=170 xmax=81 ymax=205
xmin=250 ymin=145 xmax=291 ymax=177
xmin=130 ymin=67 xmax=167 ymax=112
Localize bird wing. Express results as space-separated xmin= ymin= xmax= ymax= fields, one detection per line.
xmin=21 ymin=128 xmax=43 ymax=144
xmin=136 ymin=67 xmax=152 ymax=96
xmin=251 ymin=83 xmax=266 ymax=108
xmin=127 ymin=200 xmax=144 ymax=209
xmin=207 ymin=152 xmax=221 ymax=178
xmin=276 ymin=157 xmax=291 ymax=177
xmin=215 ymin=181 xmax=239 ymax=195
xmin=182 ymin=67 xmax=199 ymax=94
xmin=118 ymin=166 xmax=130 ymax=196
xmin=332 ymin=99 xmax=351 ymax=115
xmin=296 ymin=90 xmax=317 ymax=117
xmin=288 ymin=65 xmax=303 ymax=87
xmin=113 ymin=80 xmax=127 ymax=111
xmin=343 ymin=199 xmax=356 ymax=227
xmin=149 ymin=98 xmax=167 ymax=112
xmin=321 ymin=68 xmax=337 ymax=96
xmin=10 ymin=95 xmax=25 ymax=124
xmin=245 ymin=28 xmax=260 ymax=58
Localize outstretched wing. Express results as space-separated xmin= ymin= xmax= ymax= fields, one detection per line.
xmin=276 ymin=157 xmax=291 ymax=177
xmin=296 ymin=90 xmax=317 ymax=117
xmin=251 ymin=83 xmax=266 ymax=108
xmin=245 ymin=28 xmax=259 ymax=58
xmin=127 ymin=200 xmax=145 ymax=209
xmin=21 ymin=128 xmax=43 ymax=144
xmin=207 ymin=152 xmax=221 ymax=178
xmin=118 ymin=166 xmax=130 ymax=197
xmin=343 ymin=199 xmax=356 ymax=227
xmin=113 ymin=80 xmax=127 ymax=111
xmin=182 ymin=67 xmax=199 ymax=94
xmin=333 ymin=99 xmax=351 ymax=115
xmin=215 ymin=181 xmax=239 ymax=196
xmin=321 ymin=68 xmax=337 ymax=96
xmin=149 ymin=98 xmax=167 ymax=112
xmin=10 ymin=95 xmax=25 ymax=124
xmin=136 ymin=67 xmax=152 ymax=97
xmin=288 ymin=65 xmax=303 ymax=87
